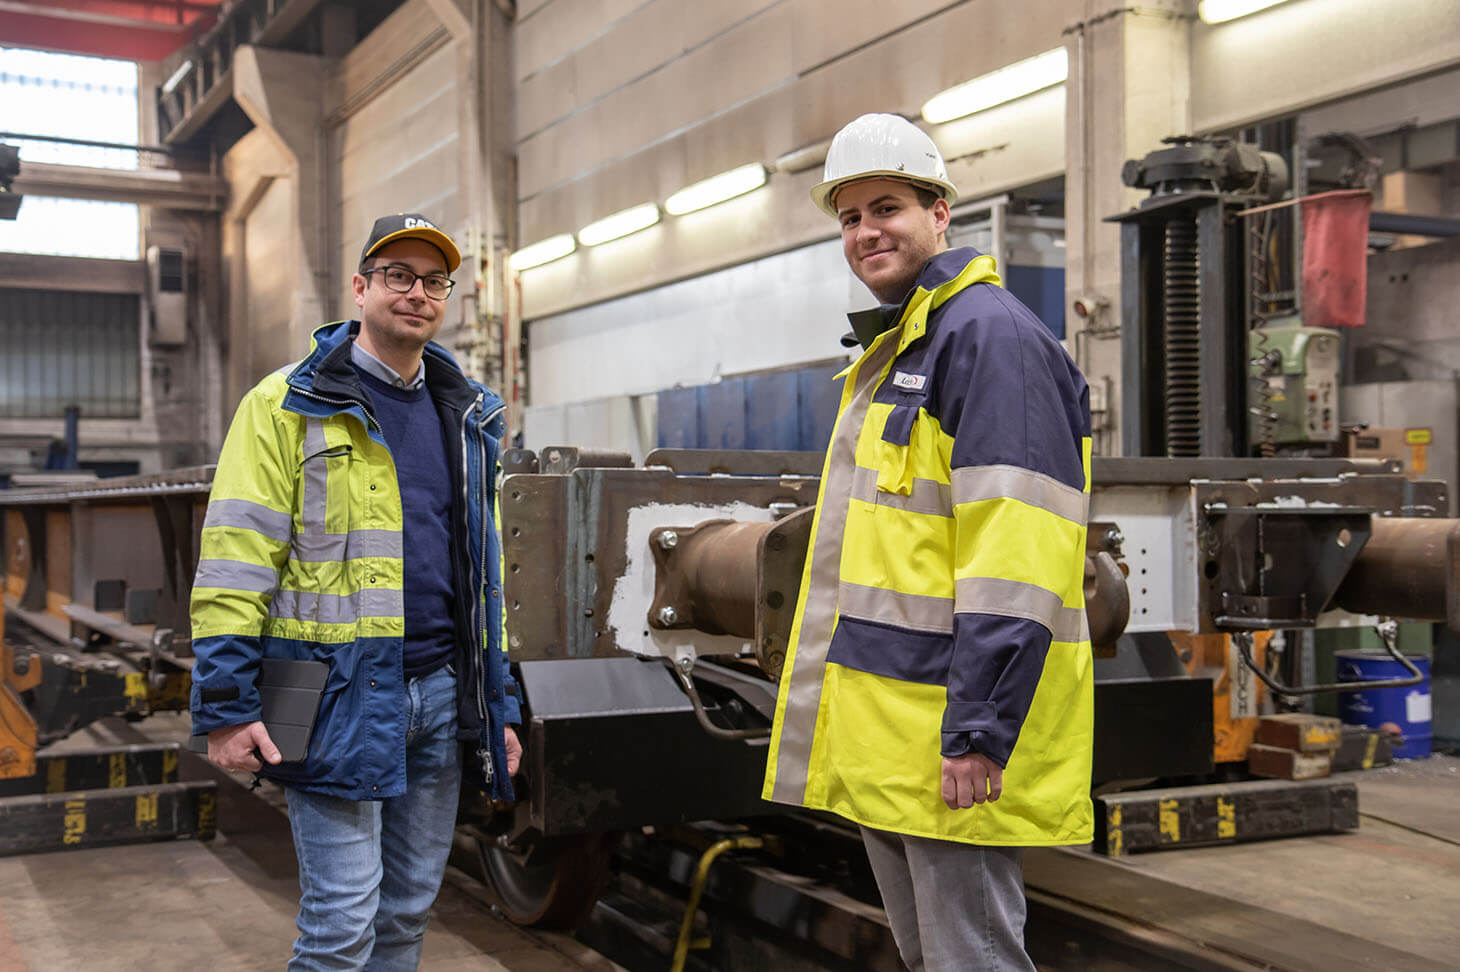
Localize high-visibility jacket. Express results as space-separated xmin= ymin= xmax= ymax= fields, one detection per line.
xmin=189 ymin=320 xmax=520 ymax=801
xmin=763 ymin=248 xmax=1093 ymax=845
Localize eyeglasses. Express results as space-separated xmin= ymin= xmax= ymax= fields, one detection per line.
xmin=361 ymin=265 xmax=455 ymax=300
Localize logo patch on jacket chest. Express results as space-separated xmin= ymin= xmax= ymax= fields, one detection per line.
xmin=891 ymin=371 xmax=927 ymax=391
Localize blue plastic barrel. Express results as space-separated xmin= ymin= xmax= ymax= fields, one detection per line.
xmin=1336 ymin=651 xmax=1432 ymax=759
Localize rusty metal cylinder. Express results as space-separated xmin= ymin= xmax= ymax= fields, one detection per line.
xmin=651 ymin=520 xmax=767 ymax=637
xmin=1334 ymin=517 xmax=1460 ymax=625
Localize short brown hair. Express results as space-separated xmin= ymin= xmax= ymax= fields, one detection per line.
xmin=912 ymin=185 xmax=940 ymax=209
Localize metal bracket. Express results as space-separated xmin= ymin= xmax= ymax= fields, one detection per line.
xmin=666 ymin=657 xmax=771 ymax=743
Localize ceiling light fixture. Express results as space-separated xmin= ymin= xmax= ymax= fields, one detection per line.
xmin=577 ymin=202 xmax=660 ymax=246
xmin=508 ymin=233 xmax=575 ymax=271
xmin=664 ymin=163 xmax=767 ymax=216
xmin=921 ymin=48 xmax=1069 ymax=125
xmin=1197 ymin=0 xmax=1290 ymax=24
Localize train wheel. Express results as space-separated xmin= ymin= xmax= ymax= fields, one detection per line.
xmin=477 ymin=830 xmax=620 ymax=929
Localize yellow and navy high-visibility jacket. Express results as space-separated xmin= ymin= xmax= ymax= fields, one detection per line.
xmin=764 ymin=247 xmax=1093 ymax=845
xmin=189 ymin=320 xmax=520 ymax=800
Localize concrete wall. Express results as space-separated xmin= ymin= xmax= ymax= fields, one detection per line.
xmin=514 ymin=0 xmax=1072 ymax=319
xmin=512 ymin=0 xmax=1460 ymax=457
xmin=326 ymin=4 xmax=459 ymax=321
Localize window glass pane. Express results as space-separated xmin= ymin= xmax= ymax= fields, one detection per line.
xmin=0 ymin=47 xmax=139 ymax=168
xmin=0 ymin=48 xmax=141 ymax=259
xmin=0 ymin=196 xmax=141 ymax=260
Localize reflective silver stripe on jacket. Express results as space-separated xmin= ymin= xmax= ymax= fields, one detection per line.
xmin=301 ymin=419 xmax=331 ymax=536
xmin=193 ymin=558 xmax=280 ymax=594
xmin=838 ymin=580 xmax=953 ymax=634
xmin=770 ymin=334 xmax=899 ymax=806
xmin=850 ymin=465 xmax=952 ymax=517
xmin=954 ymin=576 xmax=1089 ymax=643
xmin=203 ymin=498 xmax=292 ymax=542
xmin=950 ymin=464 xmax=1089 ymax=524
xmin=267 ymin=587 xmax=404 ymax=625
xmin=293 ymin=419 xmax=402 ymax=562
xmin=292 ymin=529 xmax=403 ymax=562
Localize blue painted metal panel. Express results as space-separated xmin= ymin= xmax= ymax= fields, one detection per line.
xmin=745 ymin=372 xmax=800 ymax=451
xmin=797 ymin=363 xmax=844 ymax=452
xmin=1004 ymin=265 xmax=1066 ymax=339
xmin=656 ymin=385 xmax=700 ymax=448
xmin=697 ymin=379 xmax=748 ymax=450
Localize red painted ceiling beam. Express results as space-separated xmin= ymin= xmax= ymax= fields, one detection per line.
xmin=4 ymin=1 xmax=218 ymax=28
xmin=0 ymin=9 xmax=208 ymax=61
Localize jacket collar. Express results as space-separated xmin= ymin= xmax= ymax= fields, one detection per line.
xmin=843 ymin=247 xmax=995 ymax=352
xmin=287 ymin=321 xmax=501 ymax=418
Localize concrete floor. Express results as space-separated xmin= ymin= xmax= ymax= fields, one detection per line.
xmin=0 ymin=715 xmax=622 ymax=972
xmin=1028 ymin=753 xmax=1460 ymax=971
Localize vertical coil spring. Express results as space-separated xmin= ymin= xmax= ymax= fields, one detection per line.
xmin=1163 ymin=219 xmax=1201 ymax=457
xmin=1250 ymin=213 xmax=1278 ymax=456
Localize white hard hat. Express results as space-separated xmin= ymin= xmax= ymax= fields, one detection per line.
xmin=811 ymin=113 xmax=958 ymax=218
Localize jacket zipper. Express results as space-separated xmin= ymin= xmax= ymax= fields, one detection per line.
xmin=462 ymin=395 xmax=506 ymax=784
xmin=291 ymin=385 xmax=383 ymax=437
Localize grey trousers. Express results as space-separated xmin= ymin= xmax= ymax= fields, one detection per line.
xmin=860 ymin=826 xmax=1036 ymax=972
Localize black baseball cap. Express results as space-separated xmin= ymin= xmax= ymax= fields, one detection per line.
xmin=359 ymin=213 xmax=461 ymax=272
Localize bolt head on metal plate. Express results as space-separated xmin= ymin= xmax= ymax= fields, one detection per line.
xmin=657 ymin=605 xmax=678 ymax=626
xmin=657 ymin=530 xmax=679 ymax=550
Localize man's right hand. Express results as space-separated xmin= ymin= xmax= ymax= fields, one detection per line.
xmin=207 ymin=721 xmax=282 ymax=772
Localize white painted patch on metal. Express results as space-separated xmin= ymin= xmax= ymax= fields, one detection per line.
xmin=1089 ymin=485 xmax=1199 ymax=633
xmin=1228 ymin=639 xmax=1259 ymax=721
xmin=607 ymin=500 xmax=775 ymax=661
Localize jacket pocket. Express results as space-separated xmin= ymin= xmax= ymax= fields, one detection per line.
xmin=875 ymin=401 xmax=922 ymax=496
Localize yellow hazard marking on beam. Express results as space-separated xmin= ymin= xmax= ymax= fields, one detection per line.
xmin=196 ymin=789 xmax=217 ymax=839
xmin=1107 ymin=805 xmax=1124 ymax=856
xmin=63 ymin=798 xmax=86 ymax=845
xmin=123 ymin=672 xmax=148 ymax=708
xmin=46 ymin=758 xmax=66 ymax=793
xmin=1158 ymin=799 xmax=1180 ymax=843
xmin=109 ymin=752 xmax=126 ymax=789
xmin=1217 ymin=796 xmax=1237 ymax=839
xmin=1363 ymin=732 xmax=1378 ymax=769
xmin=135 ymin=792 xmax=159 ymax=831
xmin=162 ymin=748 xmax=179 ymax=783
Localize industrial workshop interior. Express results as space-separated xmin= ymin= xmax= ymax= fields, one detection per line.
xmin=2 ymin=0 xmax=1459 ymax=970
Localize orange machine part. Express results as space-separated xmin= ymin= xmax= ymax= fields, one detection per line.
xmin=1171 ymin=630 xmax=1273 ymax=764
xmin=0 ymin=621 xmax=43 ymax=781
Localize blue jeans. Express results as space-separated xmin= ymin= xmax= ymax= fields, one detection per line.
xmin=285 ymin=665 xmax=462 ymax=972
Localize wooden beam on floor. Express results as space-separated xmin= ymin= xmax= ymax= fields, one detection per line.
xmin=0 ymin=780 xmax=216 ymax=856
xmin=1095 ymin=778 xmax=1358 ymax=856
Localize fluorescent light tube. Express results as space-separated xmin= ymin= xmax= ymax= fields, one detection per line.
xmin=162 ymin=60 xmax=194 ymax=96
xmin=578 ymin=202 xmax=660 ymax=246
xmin=1198 ymin=0 xmax=1290 ymax=24
xmin=664 ymin=163 xmax=767 ymax=216
xmin=508 ymin=233 xmax=575 ymax=271
xmin=921 ymin=48 xmax=1068 ymax=125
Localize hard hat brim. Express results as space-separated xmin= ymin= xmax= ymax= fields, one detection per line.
xmin=811 ymin=171 xmax=960 ymax=219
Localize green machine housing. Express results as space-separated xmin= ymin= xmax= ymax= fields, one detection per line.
xmin=1249 ymin=318 xmax=1342 ymax=450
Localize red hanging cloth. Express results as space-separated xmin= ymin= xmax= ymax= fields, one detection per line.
xmin=1301 ymin=189 xmax=1372 ymax=328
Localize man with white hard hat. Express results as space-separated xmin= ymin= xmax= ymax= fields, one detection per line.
xmin=764 ymin=113 xmax=1094 ymax=970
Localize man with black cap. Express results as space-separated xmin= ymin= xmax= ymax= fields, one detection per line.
xmin=190 ymin=213 xmax=521 ymax=970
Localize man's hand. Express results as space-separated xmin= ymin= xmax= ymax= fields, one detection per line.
xmin=207 ymin=721 xmax=282 ymax=772
xmin=941 ymin=753 xmax=1003 ymax=810
xmin=504 ymin=726 xmax=522 ymax=777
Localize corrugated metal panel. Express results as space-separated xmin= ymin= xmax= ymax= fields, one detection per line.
xmin=0 ymin=288 xmax=140 ymax=417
